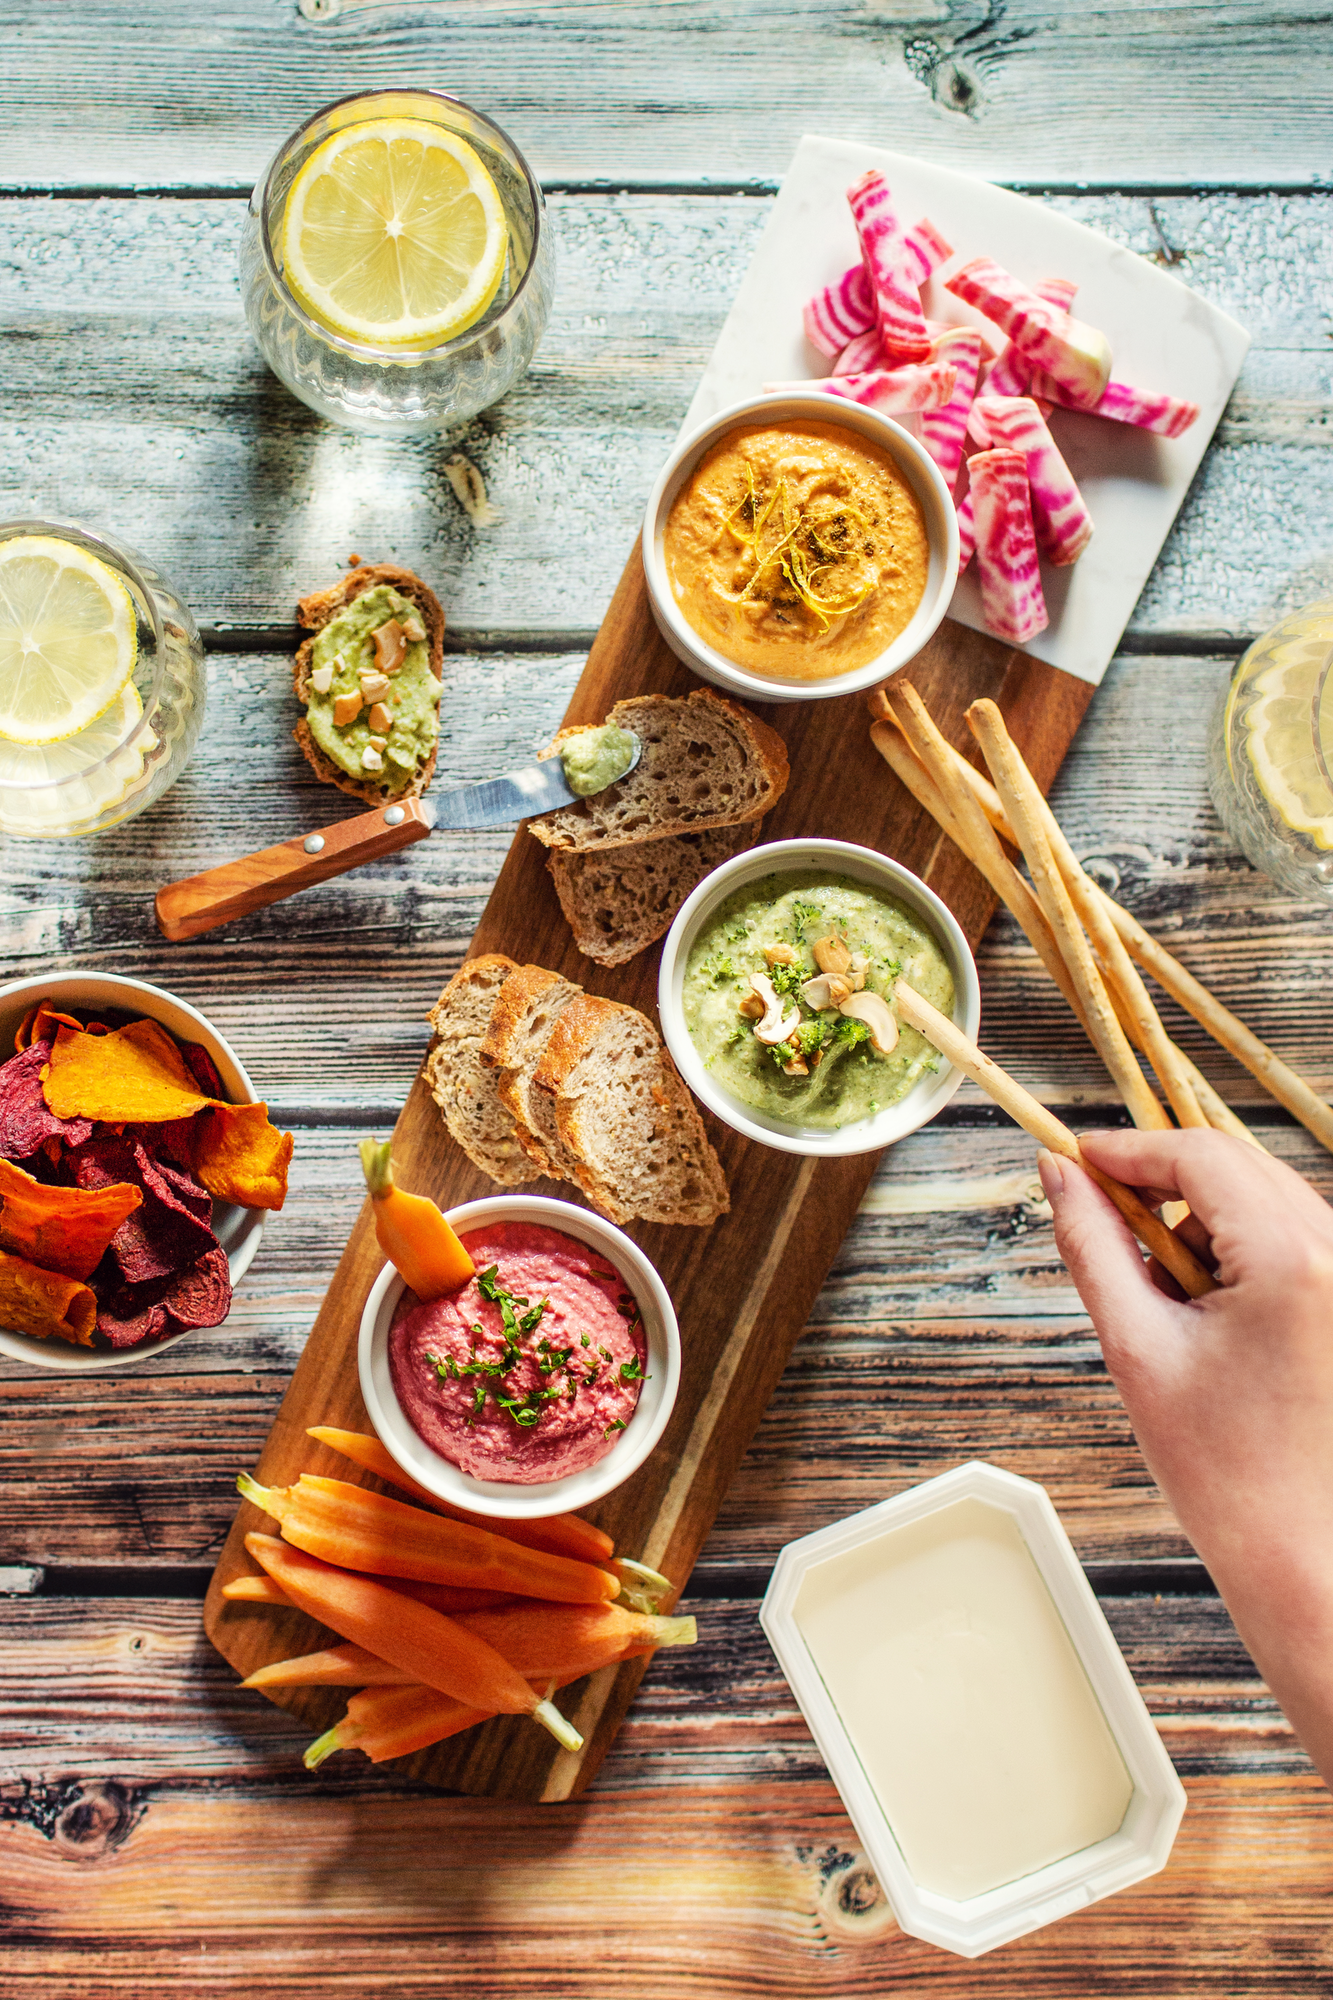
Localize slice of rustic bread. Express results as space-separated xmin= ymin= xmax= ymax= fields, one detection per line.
xmin=547 ymin=820 xmax=761 ymax=967
xmin=533 ymin=994 xmax=729 ymax=1227
xmin=423 ymin=955 xmax=538 ymax=1188
xmin=527 ymin=689 xmax=788 ymax=852
xmin=480 ymin=963 xmax=584 ymax=1179
xmin=293 ymin=561 xmax=445 ymax=807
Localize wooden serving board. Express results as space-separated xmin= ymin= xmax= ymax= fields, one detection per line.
xmin=204 ymin=546 xmax=1093 ymax=1802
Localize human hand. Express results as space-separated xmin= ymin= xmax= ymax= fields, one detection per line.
xmin=1038 ymin=1127 xmax=1333 ymax=1787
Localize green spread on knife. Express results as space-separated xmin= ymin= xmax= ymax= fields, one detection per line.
xmin=305 ymin=583 xmax=441 ymax=791
xmin=559 ymin=723 xmax=637 ymax=796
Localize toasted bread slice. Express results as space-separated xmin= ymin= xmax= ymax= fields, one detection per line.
xmin=527 ymin=690 xmax=788 ymax=853
xmin=293 ymin=561 xmax=445 ymax=806
xmin=532 ymin=994 xmax=729 ymax=1227
xmin=480 ymin=963 xmax=584 ymax=1179
xmin=548 ymin=820 xmax=761 ymax=967
xmin=424 ymin=955 xmax=537 ymax=1187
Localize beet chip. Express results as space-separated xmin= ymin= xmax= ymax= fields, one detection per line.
xmin=181 ymin=1041 xmax=225 ymax=1100
xmin=162 ymin=1244 xmax=232 ymax=1330
xmin=149 ymin=1157 xmax=213 ymax=1223
xmin=96 ymin=1294 xmax=169 ymax=1348
xmin=71 ymin=1134 xmax=218 ymax=1285
xmin=0 ymin=1042 xmax=94 ymax=1160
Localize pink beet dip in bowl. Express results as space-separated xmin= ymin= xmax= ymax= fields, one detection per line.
xmin=389 ymin=1220 xmax=648 ymax=1485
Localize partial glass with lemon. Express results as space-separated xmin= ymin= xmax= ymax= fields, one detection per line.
xmin=240 ymin=92 xmax=554 ymax=436
xmin=0 ymin=520 xmax=205 ymax=840
xmin=1208 ymin=601 xmax=1333 ymax=901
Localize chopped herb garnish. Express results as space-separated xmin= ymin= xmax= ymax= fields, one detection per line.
xmin=598 ymin=1345 xmax=613 ymax=1361
xmin=603 ymin=1418 xmax=627 ymax=1439
xmin=580 ymin=1332 xmax=591 ymax=1348
xmin=619 ymin=1356 xmax=649 ymax=1385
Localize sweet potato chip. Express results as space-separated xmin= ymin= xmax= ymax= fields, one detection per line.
xmin=0 ymin=1246 xmax=96 ymax=1346
xmin=194 ymin=1101 xmax=293 ymax=1211
xmin=44 ymin=1019 xmax=213 ymax=1124
xmin=0 ymin=1155 xmax=142 ymax=1283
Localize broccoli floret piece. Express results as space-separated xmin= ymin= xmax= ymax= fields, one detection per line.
xmin=835 ymin=1015 xmax=870 ymax=1047
xmin=768 ymin=960 xmax=804 ymax=996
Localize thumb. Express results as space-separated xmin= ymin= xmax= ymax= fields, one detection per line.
xmin=1038 ymin=1148 xmax=1182 ymax=1390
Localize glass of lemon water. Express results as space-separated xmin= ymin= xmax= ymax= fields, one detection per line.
xmin=0 ymin=520 xmax=206 ymax=840
xmin=240 ymin=91 xmax=554 ymax=437
xmin=1208 ymin=601 xmax=1333 ymax=900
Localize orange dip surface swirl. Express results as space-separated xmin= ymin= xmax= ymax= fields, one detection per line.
xmin=663 ymin=420 xmax=929 ymax=681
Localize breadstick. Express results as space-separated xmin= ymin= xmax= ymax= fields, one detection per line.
xmin=872 ymin=710 xmax=1264 ymax=1148
xmin=881 ymin=693 xmax=1091 ymax=1030
xmin=874 ymin=693 xmax=1326 ymax=1152
xmin=893 ymin=981 xmax=1218 ymax=1300
xmin=964 ymin=701 xmax=1205 ymax=1130
xmin=966 ymin=700 xmax=1170 ymax=1133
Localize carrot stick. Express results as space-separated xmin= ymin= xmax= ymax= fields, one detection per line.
xmin=244 ymin=1644 xmax=416 ymax=1689
xmin=223 ymin=1573 xmax=518 ymax=1616
xmin=238 ymin=1472 xmax=618 ymax=1605
xmin=305 ymin=1686 xmax=493 ymax=1768
xmin=244 ymin=1532 xmax=582 ymax=1751
xmin=456 ymin=1601 xmax=696 ymax=1679
xmin=306 ymin=1426 xmax=615 ymax=1566
xmin=359 ymin=1138 xmax=476 ymax=1299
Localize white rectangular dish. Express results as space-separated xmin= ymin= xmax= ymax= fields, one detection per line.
xmin=686 ymin=136 xmax=1250 ymax=687
xmin=760 ymin=1460 xmax=1186 ymax=1958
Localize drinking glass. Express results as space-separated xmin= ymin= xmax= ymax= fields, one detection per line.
xmin=1207 ymin=600 xmax=1333 ymax=900
xmin=239 ymin=91 xmax=555 ymax=437
xmin=0 ymin=519 xmax=206 ymax=840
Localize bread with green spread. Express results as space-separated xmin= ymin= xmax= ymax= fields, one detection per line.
xmin=293 ymin=562 xmax=445 ymax=804
xmin=527 ymin=689 xmax=788 ymax=852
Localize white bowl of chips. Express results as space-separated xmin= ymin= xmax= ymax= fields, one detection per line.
xmin=0 ymin=972 xmax=274 ymax=1372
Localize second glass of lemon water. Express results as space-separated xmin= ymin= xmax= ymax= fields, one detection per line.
xmin=240 ymin=91 xmax=554 ymax=437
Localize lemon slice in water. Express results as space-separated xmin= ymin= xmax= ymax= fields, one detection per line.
xmin=0 ymin=679 xmax=155 ymax=834
xmin=1233 ymin=635 xmax=1333 ymax=850
xmin=0 ymin=536 xmax=138 ymax=745
xmin=281 ymin=119 xmax=509 ymax=348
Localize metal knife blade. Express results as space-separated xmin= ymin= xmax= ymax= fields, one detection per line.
xmin=421 ymin=757 xmax=583 ymax=830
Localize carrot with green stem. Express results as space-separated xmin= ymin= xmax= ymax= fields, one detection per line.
xmin=243 ymin=1532 xmax=582 ymax=1752
xmin=306 ymin=1685 xmax=493 ymax=1767
xmin=306 ymin=1425 xmax=615 ymax=1567
xmin=247 ymin=1603 xmax=696 ymax=1690
xmin=237 ymin=1471 xmax=618 ymax=1604
xmin=359 ymin=1139 xmax=476 ymax=1299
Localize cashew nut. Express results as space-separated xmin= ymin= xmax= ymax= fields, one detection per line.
xmin=800 ymin=973 xmax=852 ymax=1012
xmin=813 ymin=934 xmax=852 ymax=976
xmin=839 ymin=989 xmax=899 ymax=1054
xmin=764 ymin=943 xmax=798 ymax=967
xmin=745 ymin=972 xmax=801 ymax=1046
xmin=738 ymin=990 xmax=765 ymax=1020
xmin=848 ymin=952 xmax=870 ymax=992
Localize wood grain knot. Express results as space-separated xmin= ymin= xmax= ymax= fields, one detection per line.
xmin=818 ymin=1850 xmax=899 ymax=1944
xmin=51 ymin=1780 xmax=138 ymax=1865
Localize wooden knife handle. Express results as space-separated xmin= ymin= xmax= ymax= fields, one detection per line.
xmin=155 ymin=797 xmax=434 ymax=942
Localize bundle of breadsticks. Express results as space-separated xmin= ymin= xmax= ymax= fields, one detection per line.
xmin=867 ymin=683 xmax=1333 ymax=1295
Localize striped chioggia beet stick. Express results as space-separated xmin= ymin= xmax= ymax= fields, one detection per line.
xmin=763 ymin=360 xmax=956 ymax=414
xmin=972 ymin=395 xmax=1094 ymax=565
xmin=981 ymin=278 xmax=1076 ymax=406
xmin=948 ymin=257 xmax=1110 ymax=409
xmin=918 ymin=329 xmax=986 ymax=488
xmin=847 ymin=172 xmax=932 ymax=362
xmin=968 ymin=448 xmax=1049 ymax=642
xmin=1021 ymin=370 xmax=1201 ymax=438
xmin=802 ymin=262 xmax=874 ymax=357
xmin=955 ymin=484 xmax=977 ymax=574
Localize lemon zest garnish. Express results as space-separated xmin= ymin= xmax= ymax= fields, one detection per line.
xmin=712 ymin=463 xmax=881 ymax=633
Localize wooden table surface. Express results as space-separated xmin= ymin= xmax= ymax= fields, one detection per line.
xmin=4 ymin=6 xmax=1333 ymax=1993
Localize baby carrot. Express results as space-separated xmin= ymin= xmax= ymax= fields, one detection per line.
xmin=244 ymin=1532 xmax=582 ymax=1751
xmin=244 ymin=1644 xmax=415 ymax=1689
xmin=359 ymin=1140 xmax=475 ymax=1299
xmin=457 ymin=1602 xmax=697 ymax=1680
xmin=238 ymin=1471 xmax=619 ymax=1604
xmin=224 ymin=1569 xmax=515 ymax=1616
xmin=305 ymin=1685 xmax=495 ymax=1768
xmin=307 ymin=1426 xmax=616 ymax=1567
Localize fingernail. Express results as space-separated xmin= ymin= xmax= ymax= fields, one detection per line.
xmin=1037 ymin=1148 xmax=1064 ymax=1200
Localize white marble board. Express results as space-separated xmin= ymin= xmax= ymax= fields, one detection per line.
xmin=684 ymin=137 xmax=1251 ymax=688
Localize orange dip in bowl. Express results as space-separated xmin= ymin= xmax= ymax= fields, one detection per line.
xmin=663 ymin=419 xmax=930 ymax=682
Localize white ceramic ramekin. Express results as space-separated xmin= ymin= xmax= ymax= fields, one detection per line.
xmin=641 ymin=391 xmax=959 ymax=704
xmin=0 ymin=971 xmax=268 ymax=1372
xmin=761 ymin=1463 xmax=1188 ymax=1958
xmin=657 ymin=837 xmax=980 ymax=1158
xmin=358 ymin=1193 xmax=681 ymax=1521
